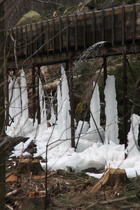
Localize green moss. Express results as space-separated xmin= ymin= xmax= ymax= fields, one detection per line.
xmin=75 ymin=100 xmax=89 ymax=121
xmin=16 ymin=11 xmax=43 ymax=27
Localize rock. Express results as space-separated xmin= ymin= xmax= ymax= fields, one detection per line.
xmin=15 ymin=11 xmax=43 ymax=27
xmin=82 ymin=167 xmax=104 ymax=173
xmin=24 ymin=140 xmax=37 ymax=155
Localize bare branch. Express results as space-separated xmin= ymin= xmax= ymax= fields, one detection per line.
xmin=0 ymin=0 xmax=4 ymax=4
xmin=34 ymin=0 xmax=61 ymax=6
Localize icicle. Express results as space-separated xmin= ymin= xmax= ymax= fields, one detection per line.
xmin=85 ymin=82 xmax=104 ymax=143
xmin=49 ymin=91 xmax=56 ymax=125
xmin=57 ymin=81 xmax=62 ymax=128
xmin=8 ymin=76 xmax=22 ymax=126
xmin=61 ymin=66 xmax=71 ymax=142
xmin=90 ymin=82 xmax=101 ymax=131
xmin=127 ymin=114 xmax=140 ymax=157
xmin=35 ymin=78 xmax=48 ymax=137
xmin=19 ymin=69 xmax=32 ymax=137
xmin=104 ymin=75 xmax=119 ymax=144
xmin=20 ymin=69 xmax=29 ymax=121
xmin=39 ymin=78 xmax=47 ymax=123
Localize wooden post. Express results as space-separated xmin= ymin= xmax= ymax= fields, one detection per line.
xmin=123 ymin=52 xmax=128 ymax=152
xmin=66 ymin=55 xmax=75 ymax=148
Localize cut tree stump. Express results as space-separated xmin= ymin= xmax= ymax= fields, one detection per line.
xmin=90 ymin=168 xmax=129 ymax=193
xmin=16 ymin=158 xmax=44 ymax=175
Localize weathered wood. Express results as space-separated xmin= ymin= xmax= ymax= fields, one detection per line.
xmin=90 ymin=168 xmax=129 ymax=194
xmin=6 ymin=4 xmax=140 ymax=68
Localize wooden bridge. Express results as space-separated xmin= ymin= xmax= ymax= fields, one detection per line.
xmin=6 ymin=4 xmax=140 ymax=148
xmin=7 ymin=3 xmax=140 ymax=68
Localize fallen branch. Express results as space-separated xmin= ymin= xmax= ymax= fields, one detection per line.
xmin=5 ymin=204 xmax=14 ymax=210
xmin=6 ymin=189 xmax=22 ymax=197
xmin=86 ymin=194 xmax=140 ymax=209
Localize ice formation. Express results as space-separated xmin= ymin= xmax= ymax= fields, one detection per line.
xmin=104 ymin=75 xmax=119 ymax=144
xmin=127 ymin=114 xmax=140 ymax=157
xmin=7 ymin=67 xmax=140 ymax=179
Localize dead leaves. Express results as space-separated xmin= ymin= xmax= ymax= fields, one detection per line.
xmin=27 ymin=190 xmax=46 ymax=197
xmin=6 ymin=174 xmax=18 ymax=182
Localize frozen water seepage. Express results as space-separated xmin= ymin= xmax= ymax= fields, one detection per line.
xmin=7 ymin=70 xmax=37 ymax=137
xmin=90 ymin=82 xmax=100 ymax=130
xmin=81 ymin=82 xmax=104 ymax=143
xmin=127 ymin=114 xmax=140 ymax=157
xmin=8 ymin=77 xmax=21 ymax=125
xmin=35 ymin=78 xmax=48 ymax=138
xmin=59 ymin=66 xmax=71 ymax=144
xmin=6 ymin=76 xmax=22 ymax=136
xmin=19 ymin=69 xmax=33 ymax=137
xmin=75 ymin=120 xmax=89 ymax=136
xmin=48 ymin=92 xmax=56 ymax=125
xmin=104 ymin=75 xmax=119 ymax=145
xmin=20 ymin=69 xmax=29 ymax=122
xmin=10 ymin=138 xmax=33 ymax=158
xmin=81 ymin=41 xmax=106 ymax=59
xmin=7 ymin=67 xmax=140 ymax=179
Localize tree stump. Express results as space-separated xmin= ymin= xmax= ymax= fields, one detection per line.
xmin=16 ymin=158 xmax=44 ymax=175
xmin=90 ymin=168 xmax=129 ymax=193
xmin=107 ymin=168 xmax=129 ymax=188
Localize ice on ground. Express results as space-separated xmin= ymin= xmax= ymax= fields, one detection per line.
xmin=7 ymin=68 xmax=140 ymax=179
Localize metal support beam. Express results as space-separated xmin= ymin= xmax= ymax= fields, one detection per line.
xmin=103 ymin=56 xmax=107 ymax=87
xmin=32 ymin=67 xmax=36 ymax=124
xmin=37 ymin=67 xmax=41 ymax=124
xmin=123 ymin=52 xmax=128 ymax=151
xmin=66 ymin=55 xmax=75 ymax=148
xmin=5 ymin=71 xmax=9 ymax=126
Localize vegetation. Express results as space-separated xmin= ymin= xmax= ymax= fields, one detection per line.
xmin=5 ymin=164 xmax=140 ymax=209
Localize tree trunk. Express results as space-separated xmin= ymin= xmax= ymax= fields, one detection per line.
xmin=0 ymin=1 xmax=6 ymax=209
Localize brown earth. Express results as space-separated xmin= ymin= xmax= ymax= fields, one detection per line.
xmin=5 ymin=159 xmax=140 ymax=210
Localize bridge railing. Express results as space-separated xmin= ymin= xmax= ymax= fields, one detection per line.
xmin=7 ymin=4 xmax=140 ymax=61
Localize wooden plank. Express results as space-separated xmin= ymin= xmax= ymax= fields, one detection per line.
xmin=59 ymin=16 xmax=62 ymax=52
xmin=92 ymin=11 xmax=95 ymax=44
xmin=122 ymin=6 xmax=125 ymax=45
xmin=75 ymin=13 xmax=78 ymax=51
xmin=102 ymin=9 xmax=105 ymax=40
xmin=25 ymin=24 xmax=29 ymax=57
xmin=35 ymin=23 xmax=39 ymax=56
xmin=132 ymin=4 xmax=136 ymax=45
xmin=83 ymin=13 xmax=86 ymax=50
xmin=41 ymin=21 xmax=45 ymax=57
xmin=52 ymin=18 xmax=55 ymax=53
xmin=19 ymin=26 xmax=23 ymax=54
xmin=66 ymin=15 xmax=69 ymax=51
xmin=112 ymin=8 xmax=115 ymax=46
xmin=46 ymin=20 xmax=49 ymax=54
